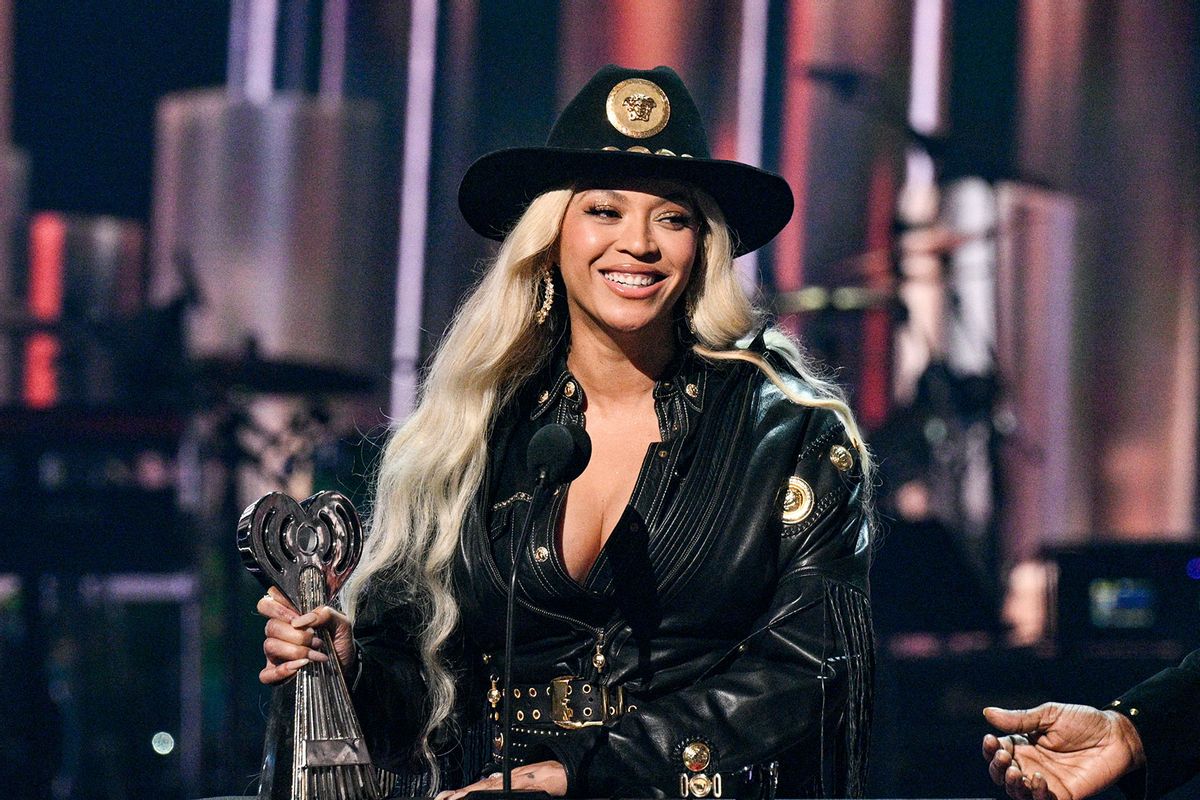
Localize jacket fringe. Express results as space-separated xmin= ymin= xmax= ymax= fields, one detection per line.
xmin=825 ymin=581 xmax=874 ymax=798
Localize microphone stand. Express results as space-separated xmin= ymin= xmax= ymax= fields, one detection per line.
xmin=498 ymin=463 xmax=555 ymax=800
xmin=466 ymin=423 xmax=588 ymax=800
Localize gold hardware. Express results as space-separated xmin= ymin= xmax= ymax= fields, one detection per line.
xmin=658 ymin=449 xmax=669 ymax=458
xmin=829 ymin=444 xmax=854 ymax=472
xmin=532 ymin=709 xmax=541 ymax=720
xmin=516 ymin=710 xmax=524 ymax=721
xmin=563 ymin=381 xmax=576 ymax=398
xmin=682 ymin=741 xmax=711 ymax=772
xmin=550 ymin=676 xmax=603 ymax=729
xmin=487 ymin=678 xmax=501 ymax=708
xmin=528 ymin=687 xmax=537 ymax=698
xmin=781 ymin=476 xmax=814 ymax=524
xmin=537 ymin=389 xmax=550 ymax=404
xmin=513 ymin=688 xmax=521 ymax=698
xmin=1130 ymin=708 xmax=1139 ymax=716
xmin=685 ymin=383 xmax=699 ymax=398
xmin=688 ymin=774 xmax=712 ymax=797
xmin=656 ymin=148 xmax=676 ymax=156
xmin=606 ymin=78 xmax=670 ymax=138
xmin=533 ymin=546 xmax=550 ymax=563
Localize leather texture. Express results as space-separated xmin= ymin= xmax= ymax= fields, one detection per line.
xmin=350 ymin=345 xmax=874 ymax=798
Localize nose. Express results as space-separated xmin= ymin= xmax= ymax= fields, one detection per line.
xmin=616 ymin=216 xmax=660 ymax=261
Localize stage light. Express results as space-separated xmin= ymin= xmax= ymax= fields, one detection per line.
xmin=1186 ymin=557 xmax=1200 ymax=580
xmin=151 ymin=731 xmax=175 ymax=755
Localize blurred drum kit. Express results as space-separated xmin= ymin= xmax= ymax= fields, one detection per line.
xmin=0 ymin=67 xmax=396 ymax=796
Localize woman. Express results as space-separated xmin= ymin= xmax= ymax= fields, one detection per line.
xmin=258 ymin=65 xmax=874 ymax=799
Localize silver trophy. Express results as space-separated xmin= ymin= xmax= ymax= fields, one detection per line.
xmin=238 ymin=491 xmax=381 ymax=800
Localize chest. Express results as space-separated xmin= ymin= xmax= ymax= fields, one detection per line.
xmin=559 ymin=403 xmax=662 ymax=582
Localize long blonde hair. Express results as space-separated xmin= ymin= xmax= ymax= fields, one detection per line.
xmin=341 ymin=186 xmax=871 ymax=787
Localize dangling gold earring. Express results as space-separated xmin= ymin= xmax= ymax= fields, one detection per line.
xmin=534 ymin=266 xmax=555 ymax=325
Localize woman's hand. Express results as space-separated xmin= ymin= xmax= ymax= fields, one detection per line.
xmin=255 ymin=586 xmax=355 ymax=685
xmin=435 ymin=761 xmax=568 ymax=800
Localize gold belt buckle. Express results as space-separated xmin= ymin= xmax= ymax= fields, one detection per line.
xmin=550 ymin=676 xmax=614 ymax=729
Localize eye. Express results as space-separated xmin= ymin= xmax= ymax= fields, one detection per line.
xmin=657 ymin=211 xmax=695 ymax=229
xmin=584 ymin=204 xmax=620 ymax=219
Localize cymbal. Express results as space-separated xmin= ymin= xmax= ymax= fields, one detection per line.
xmin=773 ymin=285 xmax=898 ymax=314
xmin=195 ymin=355 xmax=377 ymax=395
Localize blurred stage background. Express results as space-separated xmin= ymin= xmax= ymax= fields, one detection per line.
xmin=0 ymin=1 xmax=1198 ymax=798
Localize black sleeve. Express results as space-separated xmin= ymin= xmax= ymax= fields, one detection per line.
xmin=347 ymin=593 xmax=428 ymax=773
xmin=541 ymin=412 xmax=874 ymax=798
xmin=1110 ymin=649 xmax=1200 ymax=800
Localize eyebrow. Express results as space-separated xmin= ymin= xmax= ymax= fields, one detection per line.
xmin=582 ymin=189 xmax=695 ymax=210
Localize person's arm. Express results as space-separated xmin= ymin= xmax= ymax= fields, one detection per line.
xmin=982 ymin=703 xmax=1145 ymax=800
xmin=540 ymin=411 xmax=873 ymax=797
xmin=1108 ymin=649 xmax=1200 ymax=800
xmin=981 ymin=649 xmax=1200 ymax=800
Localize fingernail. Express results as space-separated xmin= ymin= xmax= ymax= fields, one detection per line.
xmin=292 ymin=613 xmax=316 ymax=628
xmin=309 ymin=650 xmax=329 ymax=662
xmin=311 ymin=636 xmax=324 ymax=650
xmin=286 ymin=657 xmax=310 ymax=670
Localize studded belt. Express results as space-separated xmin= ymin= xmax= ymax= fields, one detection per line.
xmin=488 ymin=676 xmax=633 ymax=729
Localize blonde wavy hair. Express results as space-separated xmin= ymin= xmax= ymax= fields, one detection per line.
xmin=340 ymin=186 xmax=871 ymax=788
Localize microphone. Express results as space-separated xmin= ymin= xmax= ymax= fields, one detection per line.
xmin=496 ymin=424 xmax=591 ymax=799
xmin=527 ymin=422 xmax=591 ymax=486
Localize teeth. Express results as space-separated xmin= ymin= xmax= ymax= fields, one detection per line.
xmin=604 ymin=272 xmax=656 ymax=287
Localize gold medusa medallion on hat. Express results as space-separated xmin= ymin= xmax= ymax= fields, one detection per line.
xmin=458 ymin=64 xmax=795 ymax=256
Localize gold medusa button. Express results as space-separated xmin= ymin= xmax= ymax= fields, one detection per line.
xmin=533 ymin=545 xmax=550 ymax=563
xmin=563 ymin=381 xmax=577 ymax=398
xmin=687 ymin=774 xmax=713 ymax=797
xmin=781 ymin=476 xmax=814 ymax=524
xmin=685 ymin=383 xmax=699 ymax=398
xmin=606 ymin=78 xmax=671 ymax=139
xmin=537 ymin=389 xmax=550 ymax=404
xmin=682 ymin=741 xmax=711 ymax=772
xmin=829 ymin=444 xmax=854 ymax=472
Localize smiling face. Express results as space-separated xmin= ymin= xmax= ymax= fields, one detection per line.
xmin=557 ymin=181 xmax=700 ymax=345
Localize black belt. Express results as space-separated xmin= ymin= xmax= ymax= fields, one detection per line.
xmin=488 ymin=676 xmax=633 ymax=729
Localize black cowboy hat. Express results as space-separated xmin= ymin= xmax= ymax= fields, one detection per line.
xmin=458 ymin=64 xmax=794 ymax=256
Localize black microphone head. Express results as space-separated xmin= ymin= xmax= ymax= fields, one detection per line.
xmin=527 ymin=423 xmax=591 ymax=485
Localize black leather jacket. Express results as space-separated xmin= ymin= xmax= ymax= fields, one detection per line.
xmin=350 ymin=347 xmax=874 ymax=798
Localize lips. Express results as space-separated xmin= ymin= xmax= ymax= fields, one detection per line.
xmin=600 ymin=270 xmax=665 ymax=288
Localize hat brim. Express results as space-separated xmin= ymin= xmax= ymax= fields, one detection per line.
xmin=458 ymin=147 xmax=795 ymax=257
